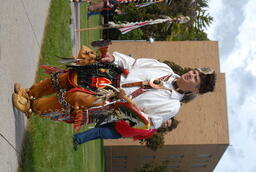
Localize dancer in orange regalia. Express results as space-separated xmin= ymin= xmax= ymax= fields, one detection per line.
xmin=12 ymin=42 xmax=137 ymax=132
xmin=13 ymin=40 xmax=216 ymax=133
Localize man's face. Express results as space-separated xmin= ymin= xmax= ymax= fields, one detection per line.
xmin=161 ymin=119 xmax=172 ymax=128
xmin=177 ymin=70 xmax=201 ymax=93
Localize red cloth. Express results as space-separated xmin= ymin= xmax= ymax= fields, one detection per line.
xmin=68 ymin=87 xmax=96 ymax=95
xmin=40 ymin=65 xmax=66 ymax=74
xmin=114 ymin=120 xmax=156 ymax=140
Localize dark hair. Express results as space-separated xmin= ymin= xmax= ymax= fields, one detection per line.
xmin=139 ymin=118 xmax=180 ymax=151
xmin=181 ymin=92 xmax=198 ymax=103
xmin=198 ymin=71 xmax=216 ymax=94
xmin=162 ymin=60 xmax=216 ymax=97
xmin=157 ymin=117 xmax=179 ymax=133
xmin=162 ymin=60 xmax=192 ymax=76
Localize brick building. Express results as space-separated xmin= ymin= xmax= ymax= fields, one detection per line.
xmin=104 ymin=41 xmax=229 ymax=172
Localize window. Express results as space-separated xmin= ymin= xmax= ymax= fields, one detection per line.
xmin=197 ymin=154 xmax=211 ymax=158
xmin=168 ymin=154 xmax=184 ymax=159
xmin=191 ymin=164 xmax=207 ymax=168
xmin=112 ymin=155 xmax=128 ymax=159
xmin=195 ymin=159 xmax=209 ymax=163
xmin=112 ymin=161 xmax=127 ymax=165
xmin=168 ymin=159 xmax=182 ymax=163
xmin=143 ymin=155 xmax=156 ymax=159
xmin=167 ymin=164 xmax=180 ymax=169
xmin=113 ymin=166 xmax=127 ymax=169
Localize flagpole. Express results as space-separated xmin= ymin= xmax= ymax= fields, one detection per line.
xmin=75 ymin=16 xmax=190 ymax=33
xmin=76 ymin=26 xmax=104 ymax=32
xmin=75 ymin=26 xmax=113 ymax=32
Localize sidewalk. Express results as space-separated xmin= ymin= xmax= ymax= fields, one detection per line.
xmin=70 ymin=3 xmax=81 ymax=55
xmin=0 ymin=0 xmax=51 ymax=171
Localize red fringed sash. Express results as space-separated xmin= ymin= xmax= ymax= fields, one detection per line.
xmin=115 ymin=120 xmax=156 ymax=140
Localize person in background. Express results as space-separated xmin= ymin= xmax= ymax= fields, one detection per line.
xmin=71 ymin=0 xmax=123 ymax=16
xmin=73 ymin=117 xmax=178 ymax=151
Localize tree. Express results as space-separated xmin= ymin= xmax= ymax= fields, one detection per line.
xmin=168 ymin=23 xmax=209 ymax=41
xmin=105 ymin=0 xmax=213 ymax=41
xmin=140 ymin=117 xmax=180 ymax=151
xmin=188 ymin=0 xmax=213 ymax=31
xmin=135 ymin=161 xmax=185 ymax=172
xmin=139 ymin=132 xmax=165 ymax=151
xmin=135 ymin=161 xmax=170 ymax=172
xmin=166 ymin=0 xmax=212 ymax=41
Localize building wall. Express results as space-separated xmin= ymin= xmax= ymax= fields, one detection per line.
xmin=109 ymin=41 xmax=220 ymax=71
xmin=105 ymin=144 xmax=228 ymax=172
xmin=104 ymin=41 xmax=229 ymax=172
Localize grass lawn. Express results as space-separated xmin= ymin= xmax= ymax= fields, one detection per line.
xmin=80 ymin=2 xmax=101 ymax=46
xmin=19 ymin=0 xmax=104 ymax=172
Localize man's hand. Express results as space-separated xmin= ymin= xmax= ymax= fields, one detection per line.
xmin=116 ymin=88 xmax=127 ymax=99
xmin=101 ymin=52 xmax=115 ymax=63
xmin=116 ymin=89 xmax=134 ymax=105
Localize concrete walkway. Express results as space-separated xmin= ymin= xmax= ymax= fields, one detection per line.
xmin=70 ymin=3 xmax=81 ymax=55
xmin=0 ymin=0 xmax=51 ymax=171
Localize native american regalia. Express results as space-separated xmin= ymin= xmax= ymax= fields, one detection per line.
xmin=13 ymin=45 xmax=150 ymax=132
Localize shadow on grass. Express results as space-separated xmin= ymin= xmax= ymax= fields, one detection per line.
xmin=18 ymin=128 xmax=36 ymax=172
xmin=12 ymin=105 xmax=25 ymax=154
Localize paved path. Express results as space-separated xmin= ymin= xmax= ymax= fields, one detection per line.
xmin=0 ymin=0 xmax=50 ymax=171
xmin=70 ymin=3 xmax=81 ymax=55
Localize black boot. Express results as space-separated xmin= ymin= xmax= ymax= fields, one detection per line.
xmin=73 ymin=136 xmax=79 ymax=151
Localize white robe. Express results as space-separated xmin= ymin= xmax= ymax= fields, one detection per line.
xmin=113 ymin=52 xmax=184 ymax=129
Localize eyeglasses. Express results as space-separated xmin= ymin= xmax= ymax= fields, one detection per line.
xmin=196 ymin=67 xmax=214 ymax=75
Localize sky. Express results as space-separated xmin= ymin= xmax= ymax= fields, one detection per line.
xmin=205 ymin=0 xmax=256 ymax=171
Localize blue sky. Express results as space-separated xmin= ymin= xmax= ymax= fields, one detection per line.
xmin=206 ymin=0 xmax=256 ymax=171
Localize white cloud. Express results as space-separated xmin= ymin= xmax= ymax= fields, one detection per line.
xmin=206 ymin=0 xmax=224 ymax=38
xmin=207 ymin=0 xmax=248 ymax=57
xmin=249 ymin=96 xmax=256 ymax=103
xmin=215 ymin=81 xmax=256 ymax=172
xmin=222 ymin=0 xmax=256 ymax=73
xmin=245 ymin=54 xmax=256 ymax=76
xmin=208 ymin=0 xmax=256 ymax=172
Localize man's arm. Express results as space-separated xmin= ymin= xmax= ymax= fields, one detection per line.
xmin=101 ymin=52 xmax=115 ymax=63
xmin=101 ymin=52 xmax=136 ymax=70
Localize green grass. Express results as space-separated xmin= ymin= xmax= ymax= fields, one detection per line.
xmin=19 ymin=0 xmax=104 ymax=172
xmin=80 ymin=2 xmax=101 ymax=45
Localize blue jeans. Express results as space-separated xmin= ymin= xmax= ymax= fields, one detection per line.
xmin=74 ymin=123 xmax=122 ymax=144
